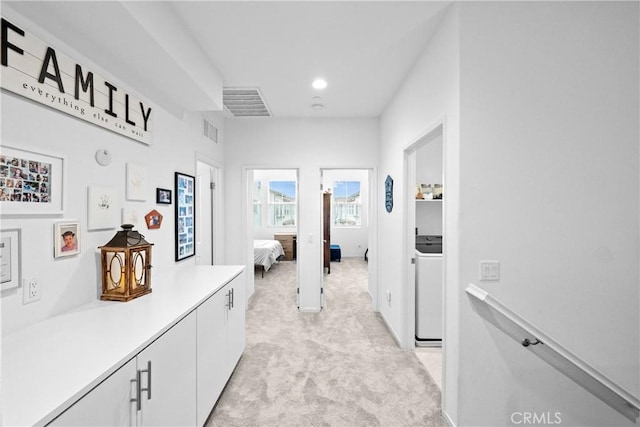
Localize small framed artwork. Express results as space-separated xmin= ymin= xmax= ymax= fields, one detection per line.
xmin=122 ymin=207 xmax=140 ymax=227
xmin=126 ymin=163 xmax=148 ymax=201
xmin=156 ymin=188 xmax=172 ymax=204
xmin=88 ymin=186 xmax=119 ymax=230
xmin=175 ymin=172 xmax=195 ymax=261
xmin=1 ymin=228 xmax=21 ymax=291
xmin=54 ymin=222 xmax=80 ymax=258
xmin=0 ymin=145 xmax=65 ymax=215
xmin=145 ymin=209 xmax=163 ymax=229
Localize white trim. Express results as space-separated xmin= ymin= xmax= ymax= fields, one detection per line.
xmin=379 ymin=310 xmax=403 ymax=347
xmin=442 ymin=410 xmax=456 ymax=427
xmin=298 ymin=307 xmax=321 ymax=314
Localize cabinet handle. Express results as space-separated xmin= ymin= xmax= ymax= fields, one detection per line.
xmin=230 ymin=287 xmax=234 ymax=309
xmin=137 ymin=360 xmax=152 ymax=409
xmin=131 ymin=376 xmax=140 ymax=411
xmin=225 ymin=291 xmax=230 ymax=310
xmin=134 ymin=370 xmax=143 ymax=411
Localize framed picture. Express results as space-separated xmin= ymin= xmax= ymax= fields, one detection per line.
xmin=1 ymin=228 xmax=21 ymax=291
xmin=0 ymin=145 xmax=65 ymax=215
xmin=126 ymin=163 xmax=148 ymax=201
xmin=88 ymin=186 xmax=119 ymax=230
xmin=175 ymin=172 xmax=195 ymax=261
xmin=156 ymin=188 xmax=172 ymax=204
xmin=54 ymin=222 xmax=80 ymax=258
xmin=122 ymin=207 xmax=140 ymax=227
xmin=145 ymin=209 xmax=163 ymax=229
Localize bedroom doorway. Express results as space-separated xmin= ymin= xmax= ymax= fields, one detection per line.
xmin=320 ymin=168 xmax=374 ymax=308
xmin=248 ymin=168 xmax=300 ymax=304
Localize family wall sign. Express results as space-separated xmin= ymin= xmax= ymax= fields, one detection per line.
xmin=1 ymin=17 xmax=153 ymax=145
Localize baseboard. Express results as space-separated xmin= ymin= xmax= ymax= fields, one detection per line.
xmin=298 ymin=307 xmax=321 ymax=313
xmin=442 ymin=409 xmax=456 ymax=427
xmin=378 ymin=310 xmax=403 ymax=347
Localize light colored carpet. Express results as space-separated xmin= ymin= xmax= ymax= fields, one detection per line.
xmin=207 ymin=258 xmax=444 ymax=427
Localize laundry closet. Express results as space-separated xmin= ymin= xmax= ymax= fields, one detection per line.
xmin=414 ymin=133 xmax=443 ymax=346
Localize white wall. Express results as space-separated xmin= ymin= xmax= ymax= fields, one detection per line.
xmin=379 ymin=4 xmax=460 ymax=423
xmin=322 ymin=169 xmax=369 ymax=258
xmin=0 ymin=8 xmax=225 ymax=335
xmin=455 ymin=3 xmax=639 ymax=426
xmin=223 ymin=118 xmax=378 ymax=310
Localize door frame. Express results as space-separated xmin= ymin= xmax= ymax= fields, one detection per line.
xmin=319 ymin=167 xmax=377 ymax=310
xmin=403 ymin=120 xmax=445 ymax=346
xmin=195 ymin=153 xmax=223 ymax=265
xmin=241 ymin=166 xmax=300 ymax=304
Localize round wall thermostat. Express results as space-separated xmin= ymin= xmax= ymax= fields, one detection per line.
xmin=95 ymin=149 xmax=112 ymax=166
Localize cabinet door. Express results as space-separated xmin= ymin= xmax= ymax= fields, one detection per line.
xmin=49 ymin=358 xmax=137 ymax=427
xmin=137 ymin=312 xmax=197 ymax=427
xmin=227 ymin=273 xmax=246 ymax=373
xmin=196 ymin=287 xmax=229 ymax=426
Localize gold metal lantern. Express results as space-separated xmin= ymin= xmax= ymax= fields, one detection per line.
xmin=99 ymin=224 xmax=153 ymax=302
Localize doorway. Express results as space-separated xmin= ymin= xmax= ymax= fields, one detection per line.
xmin=195 ymin=156 xmax=222 ymax=265
xmin=246 ymin=168 xmax=300 ymax=305
xmin=404 ymin=122 xmax=445 ymax=390
xmin=320 ymin=168 xmax=374 ymax=308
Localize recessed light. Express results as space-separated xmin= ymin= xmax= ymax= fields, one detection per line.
xmin=312 ymin=79 xmax=327 ymax=90
xmin=311 ymin=103 xmax=324 ymax=111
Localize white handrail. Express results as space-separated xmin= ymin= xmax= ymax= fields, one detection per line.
xmin=466 ymin=283 xmax=640 ymax=422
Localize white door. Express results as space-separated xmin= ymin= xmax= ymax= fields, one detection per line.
xmin=137 ymin=313 xmax=197 ymax=426
xmin=227 ymin=272 xmax=246 ymax=369
xmin=48 ymin=359 xmax=137 ymax=426
xmin=196 ymin=288 xmax=229 ymax=425
xmin=196 ymin=160 xmax=218 ymax=265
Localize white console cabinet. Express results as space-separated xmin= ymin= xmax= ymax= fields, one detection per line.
xmin=48 ymin=358 xmax=138 ymax=426
xmin=2 ymin=265 xmax=245 ymax=427
xmin=50 ymin=313 xmax=197 ymax=427
xmin=196 ymin=278 xmax=245 ymax=425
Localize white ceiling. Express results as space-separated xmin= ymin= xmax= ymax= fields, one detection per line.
xmin=4 ymin=1 xmax=451 ymax=118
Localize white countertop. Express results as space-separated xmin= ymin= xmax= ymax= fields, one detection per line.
xmin=1 ymin=264 xmax=244 ymax=427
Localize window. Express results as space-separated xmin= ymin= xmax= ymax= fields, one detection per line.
xmin=333 ymin=181 xmax=361 ymax=226
xmin=253 ymin=180 xmax=261 ymax=226
xmin=268 ymin=181 xmax=296 ymax=226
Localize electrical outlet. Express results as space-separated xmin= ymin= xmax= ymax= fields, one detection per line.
xmin=480 ymin=261 xmax=500 ymax=281
xmin=23 ymin=277 xmax=41 ymax=304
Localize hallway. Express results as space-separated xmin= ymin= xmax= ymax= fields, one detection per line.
xmin=207 ymin=259 xmax=443 ymax=426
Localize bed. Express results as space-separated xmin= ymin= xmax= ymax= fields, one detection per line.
xmin=254 ymin=240 xmax=285 ymax=277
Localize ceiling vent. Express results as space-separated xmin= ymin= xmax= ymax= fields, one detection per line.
xmin=203 ymin=118 xmax=218 ymax=143
xmin=223 ymin=88 xmax=271 ymax=117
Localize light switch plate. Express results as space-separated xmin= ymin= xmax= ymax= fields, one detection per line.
xmin=480 ymin=261 xmax=500 ymax=281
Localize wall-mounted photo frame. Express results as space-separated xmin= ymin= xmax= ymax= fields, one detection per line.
xmin=1 ymin=228 xmax=21 ymax=291
xmin=145 ymin=209 xmax=163 ymax=230
xmin=175 ymin=172 xmax=195 ymax=261
xmin=126 ymin=162 xmax=148 ymax=201
xmin=0 ymin=145 xmax=64 ymax=215
xmin=122 ymin=207 xmax=140 ymax=227
xmin=156 ymin=188 xmax=172 ymax=204
xmin=54 ymin=222 xmax=80 ymax=258
xmin=88 ymin=186 xmax=119 ymax=230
